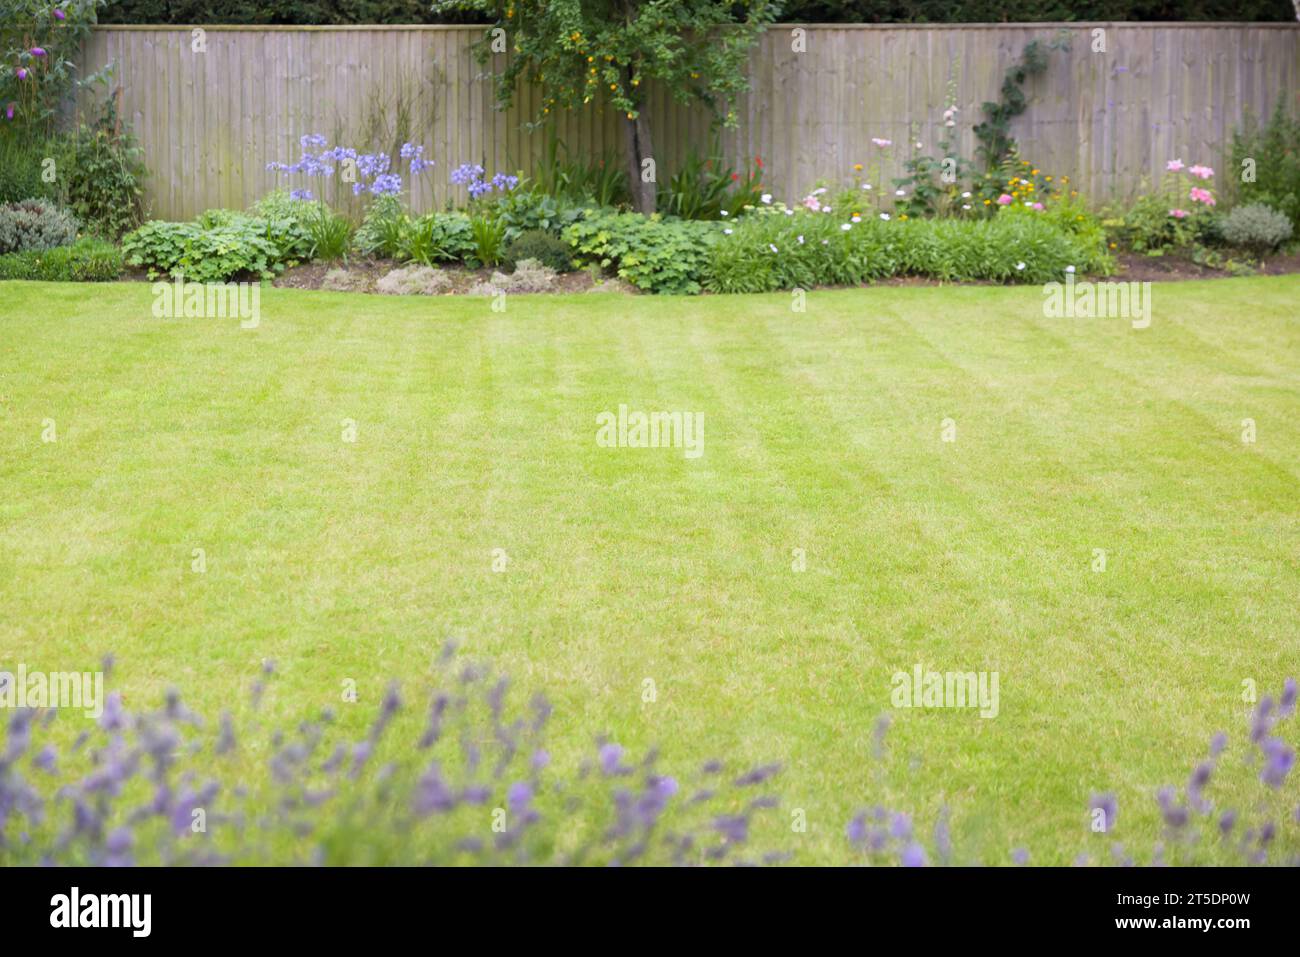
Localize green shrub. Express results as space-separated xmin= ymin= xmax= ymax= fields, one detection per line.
xmin=532 ymin=140 xmax=629 ymax=207
xmin=503 ymin=229 xmax=574 ymax=273
xmin=1220 ymin=202 xmax=1294 ymax=254
xmin=564 ymin=211 xmax=719 ymax=295
xmin=0 ymin=198 xmax=79 ymax=254
xmin=0 ymin=137 xmax=55 ymax=204
xmin=249 ymin=191 xmax=315 ymax=262
xmin=494 ymin=187 xmax=585 ymax=241
xmin=401 ymin=213 xmax=475 ymax=265
xmin=55 ymin=111 xmax=147 ymax=239
xmin=703 ymin=205 xmax=1112 ymax=294
xmin=354 ymin=194 xmax=408 ymax=259
xmin=123 ymin=219 xmax=281 ymax=282
xmin=469 ymin=213 xmax=507 ymax=267
xmin=304 ymin=202 xmax=353 ymax=261
xmin=658 ymin=150 xmax=765 ymax=220
xmin=0 ymin=236 xmax=123 ymax=281
xmin=1229 ymin=102 xmax=1300 ymax=228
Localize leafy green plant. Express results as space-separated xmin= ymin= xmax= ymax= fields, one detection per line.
xmin=52 ymin=68 xmax=147 ymax=238
xmin=122 ymin=219 xmax=281 ymax=282
xmin=703 ymin=204 xmax=1111 ymax=294
xmin=0 ymin=234 xmax=122 ymax=280
xmin=0 ymin=197 xmax=78 ymax=253
xmin=533 ymin=138 xmax=629 ymax=208
xmin=469 ymin=213 xmax=506 ymax=267
xmin=1229 ymin=102 xmax=1300 ymax=228
xmin=1220 ymin=202 xmax=1293 ymax=254
xmin=401 ymin=212 xmax=475 ymax=265
xmin=305 ymin=202 xmax=353 ymax=261
xmin=658 ymin=150 xmax=764 ymax=220
xmin=0 ymin=136 xmax=55 ymax=204
xmin=494 ymin=187 xmax=584 ymax=241
xmin=354 ymin=193 xmax=408 ymax=259
xmin=503 ymin=228 xmax=573 ymax=273
xmin=564 ymin=210 xmax=719 ymax=295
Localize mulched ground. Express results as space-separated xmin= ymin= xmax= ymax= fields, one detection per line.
xmin=123 ymin=249 xmax=1300 ymax=295
xmin=272 ymin=259 xmax=620 ymax=295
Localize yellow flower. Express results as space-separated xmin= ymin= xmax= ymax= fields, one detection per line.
xmin=1109 ymin=242 xmax=1117 ymax=248
xmin=1061 ymin=176 xmax=1069 ymax=183
xmin=631 ymin=79 xmax=640 ymax=87
xmin=1031 ymin=168 xmax=1040 ymax=175
xmin=983 ymin=199 xmax=991 ymax=205
xmin=853 ymin=163 xmax=863 ymax=171
xmin=1045 ymin=176 xmax=1052 ymax=181
xmin=900 ymin=214 xmax=908 ymax=220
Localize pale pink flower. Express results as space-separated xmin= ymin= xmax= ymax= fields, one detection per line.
xmin=1166 ymin=159 xmax=1185 ymax=172
xmin=1189 ymin=187 xmax=1215 ymax=206
xmin=871 ymin=138 xmax=892 ymax=148
xmin=1188 ymin=164 xmax=1214 ymax=180
xmin=1169 ymin=208 xmax=1189 ymax=219
xmin=1031 ymin=202 xmax=1044 ymax=211
xmin=996 ymin=194 xmax=1013 ymax=205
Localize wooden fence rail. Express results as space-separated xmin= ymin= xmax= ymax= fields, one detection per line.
xmin=77 ymin=23 xmax=1300 ymax=220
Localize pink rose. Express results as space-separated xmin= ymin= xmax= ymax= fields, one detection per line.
xmin=997 ymin=193 xmax=1012 ymax=205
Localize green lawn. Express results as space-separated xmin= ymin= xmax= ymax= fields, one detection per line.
xmin=2 ymin=277 xmax=1298 ymax=864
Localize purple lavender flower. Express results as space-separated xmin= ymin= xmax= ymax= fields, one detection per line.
xmin=1012 ymin=847 xmax=1029 ymax=865
xmin=531 ymin=748 xmax=550 ymax=771
xmin=32 ymin=744 xmax=56 ymax=773
xmin=599 ymin=743 xmax=628 ymax=776
xmin=1209 ymin=731 xmax=1228 ymax=758
xmin=1261 ymin=738 xmax=1295 ymax=788
xmin=734 ymin=763 xmax=780 ymax=787
xmin=847 ymin=812 xmax=867 ymax=845
xmin=1089 ymin=792 xmax=1118 ymax=833
xmin=99 ymin=692 xmax=126 ymax=731
xmin=506 ymin=780 xmax=533 ymax=813
xmin=901 ymin=842 xmax=927 ymax=867
xmin=1281 ymin=678 xmax=1297 ymax=717
xmin=714 ymin=814 xmax=748 ymax=844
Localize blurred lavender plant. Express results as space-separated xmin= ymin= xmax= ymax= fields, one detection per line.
xmin=845 ymin=679 xmax=1298 ymax=866
xmin=0 ymin=644 xmax=784 ymax=866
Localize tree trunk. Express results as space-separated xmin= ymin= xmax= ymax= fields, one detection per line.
xmin=624 ymin=111 xmax=656 ymax=215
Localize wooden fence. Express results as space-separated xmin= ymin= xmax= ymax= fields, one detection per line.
xmin=78 ymin=23 xmax=1300 ymax=220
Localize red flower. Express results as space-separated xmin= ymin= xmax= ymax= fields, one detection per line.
xmin=731 ymin=173 xmax=739 ymax=181
xmin=755 ymin=155 xmax=763 ymax=168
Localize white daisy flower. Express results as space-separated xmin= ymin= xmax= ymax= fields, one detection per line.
xmin=880 ymin=213 xmax=891 ymax=221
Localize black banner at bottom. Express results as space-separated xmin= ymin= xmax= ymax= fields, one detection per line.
xmin=0 ymin=865 xmax=1288 ymax=942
